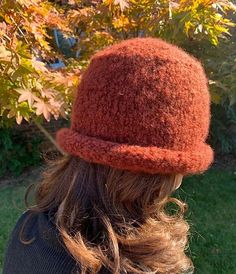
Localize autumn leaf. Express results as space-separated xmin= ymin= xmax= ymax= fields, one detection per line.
xmin=7 ymin=109 xmax=16 ymax=119
xmin=31 ymin=57 xmax=48 ymax=73
xmin=103 ymin=0 xmax=114 ymax=10
xmin=0 ymin=22 xmax=7 ymax=37
xmin=16 ymin=111 xmax=23 ymax=125
xmin=114 ymin=0 xmax=129 ymax=11
xmin=40 ymin=89 xmax=54 ymax=99
xmin=0 ymin=45 xmax=11 ymax=62
xmin=113 ymin=14 xmax=130 ymax=30
xmin=16 ymin=88 xmax=37 ymax=108
xmin=34 ymin=100 xmax=51 ymax=121
xmin=15 ymin=0 xmax=38 ymax=8
xmin=48 ymin=97 xmax=62 ymax=119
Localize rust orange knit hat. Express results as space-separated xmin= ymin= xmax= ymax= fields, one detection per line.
xmin=56 ymin=37 xmax=214 ymax=175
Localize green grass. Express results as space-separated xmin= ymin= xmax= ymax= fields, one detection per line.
xmin=0 ymin=184 xmax=27 ymax=273
xmin=176 ymin=169 xmax=236 ymax=274
xmin=0 ymin=169 xmax=235 ymax=273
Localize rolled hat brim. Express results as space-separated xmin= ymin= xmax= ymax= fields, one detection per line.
xmin=56 ymin=128 xmax=214 ymax=175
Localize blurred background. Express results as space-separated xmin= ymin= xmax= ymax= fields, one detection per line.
xmin=0 ymin=0 xmax=236 ymax=273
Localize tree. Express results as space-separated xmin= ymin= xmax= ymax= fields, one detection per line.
xmin=0 ymin=0 xmax=79 ymax=126
xmin=1 ymin=0 xmax=236 ymax=152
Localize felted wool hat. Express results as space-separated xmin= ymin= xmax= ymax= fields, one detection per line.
xmin=56 ymin=37 xmax=214 ymax=175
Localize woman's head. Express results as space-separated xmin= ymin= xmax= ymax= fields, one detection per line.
xmin=24 ymin=38 xmax=213 ymax=273
xmin=34 ymin=155 xmax=192 ymax=274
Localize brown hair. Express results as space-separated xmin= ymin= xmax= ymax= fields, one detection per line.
xmin=23 ymin=155 xmax=193 ymax=274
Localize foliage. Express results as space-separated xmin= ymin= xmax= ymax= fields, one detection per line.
xmin=189 ymin=18 xmax=236 ymax=154
xmin=0 ymin=127 xmax=42 ymax=177
xmin=0 ymin=0 xmax=79 ymax=124
xmin=67 ymin=0 xmax=235 ymax=56
xmin=210 ymin=103 xmax=236 ymax=154
xmin=1 ymin=0 xmax=235 ymax=123
xmin=0 ymin=0 xmax=236 ymax=154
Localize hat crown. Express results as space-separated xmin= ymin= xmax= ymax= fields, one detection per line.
xmin=71 ymin=38 xmax=210 ymax=151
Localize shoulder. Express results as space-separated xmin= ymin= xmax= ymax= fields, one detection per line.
xmin=5 ymin=209 xmax=61 ymax=247
xmin=15 ymin=209 xmax=38 ymax=233
xmin=7 ymin=210 xmax=44 ymax=245
xmin=3 ymin=210 xmax=77 ymax=274
xmin=3 ymin=210 xmax=39 ymax=273
xmin=5 ymin=210 xmax=38 ymax=248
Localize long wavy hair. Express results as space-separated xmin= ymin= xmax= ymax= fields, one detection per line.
xmin=22 ymin=155 xmax=193 ymax=274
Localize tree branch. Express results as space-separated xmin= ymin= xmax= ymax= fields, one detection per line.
xmin=33 ymin=119 xmax=67 ymax=156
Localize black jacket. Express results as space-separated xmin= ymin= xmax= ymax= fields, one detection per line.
xmin=3 ymin=210 xmax=78 ymax=274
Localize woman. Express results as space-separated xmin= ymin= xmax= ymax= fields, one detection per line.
xmin=3 ymin=37 xmax=213 ymax=274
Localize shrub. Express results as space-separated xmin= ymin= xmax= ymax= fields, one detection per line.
xmin=0 ymin=127 xmax=42 ymax=177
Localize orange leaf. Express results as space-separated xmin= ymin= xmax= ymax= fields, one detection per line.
xmin=34 ymin=101 xmax=51 ymax=121
xmin=17 ymin=89 xmax=36 ymax=107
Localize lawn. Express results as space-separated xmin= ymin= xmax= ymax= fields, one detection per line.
xmin=0 ymin=169 xmax=235 ymax=274
xmin=176 ymin=169 xmax=236 ymax=274
xmin=0 ymin=183 xmax=28 ymax=274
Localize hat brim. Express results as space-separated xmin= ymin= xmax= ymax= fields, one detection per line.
xmin=56 ymin=128 xmax=214 ymax=175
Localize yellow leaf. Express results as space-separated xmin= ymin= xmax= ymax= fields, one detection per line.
xmin=184 ymin=21 xmax=193 ymax=35
xmin=113 ymin=15 xmax=130 ymax=30
xmin=211 ymin=91 xmax=221 ymax=104
xmin=4 ymin=15 xmax=12 ymax=24
xmin=103 ymin=0 xmax=114 ymax=10
xmin=7 ymin=109 xmax=16 ymax=119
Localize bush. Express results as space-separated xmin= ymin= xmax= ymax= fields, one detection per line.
xmin=210 ymin=104 xmax=236 ymax=155
xmin=0 ymin=127 xmax=42 ymax=177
